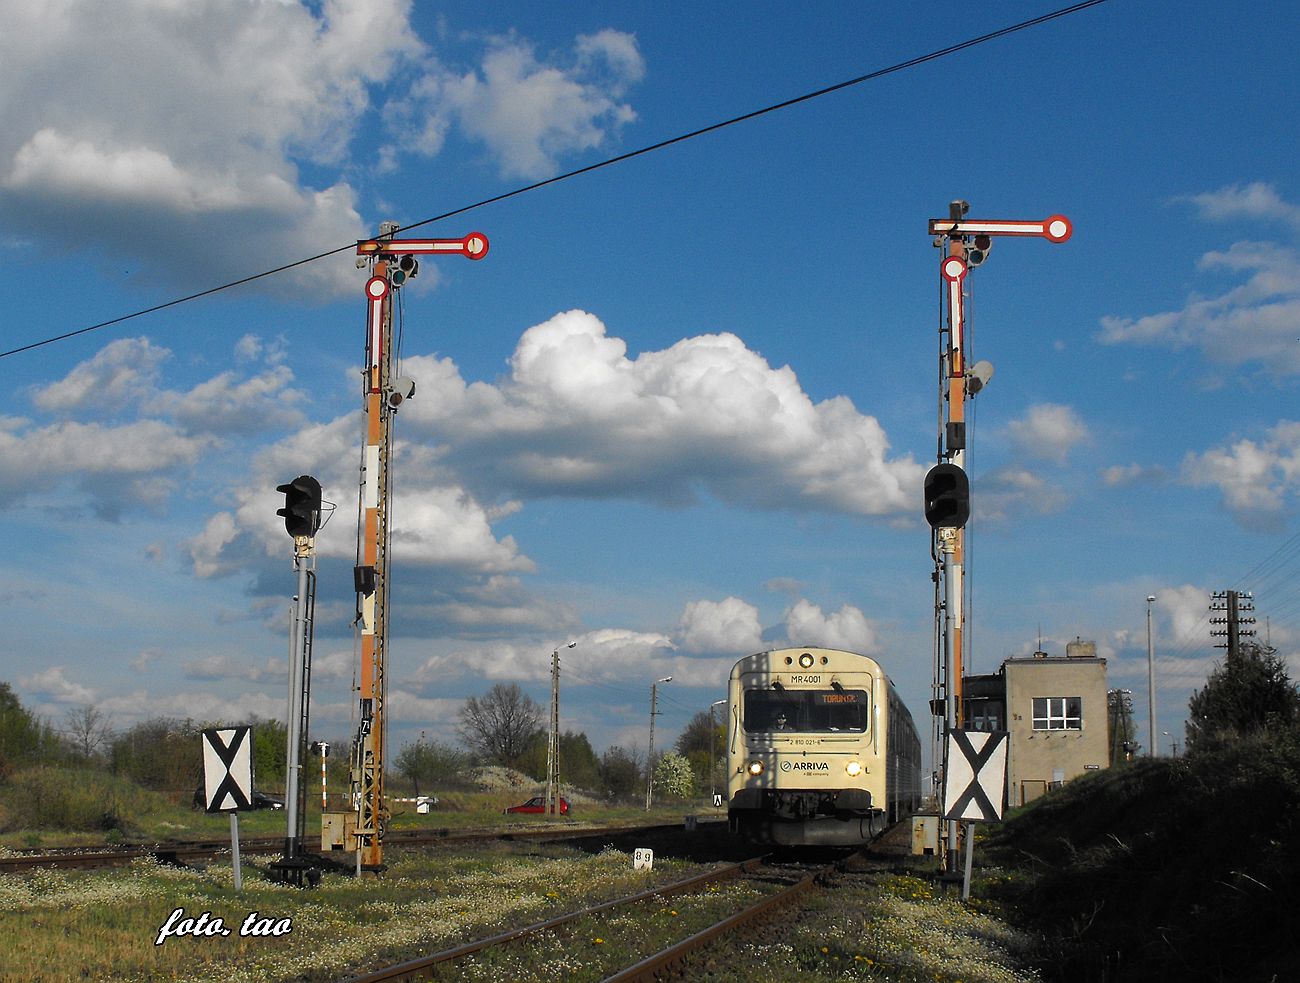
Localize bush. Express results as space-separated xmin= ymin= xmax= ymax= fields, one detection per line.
xmin=0 ymin=766 xmax=149 ymax=834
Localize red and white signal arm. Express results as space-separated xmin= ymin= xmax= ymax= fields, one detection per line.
xmin=929 ymin=215 xmax=1072 ymax=243
xmin=356 ymin=232 xmax=489 ymax=259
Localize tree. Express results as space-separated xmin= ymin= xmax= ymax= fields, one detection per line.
xmin=653 ymin=751 xmax=695 ymax=800
xmin=0 ymin=682 xmax=61 ymax=779
xmin=394 ymin=738 xmax=468 ymax=796
xmin=457 ymin=683 xmax=543 ymax=767
xmin=675 ymin=708 xmax=726 ymax=791
xmin=111 ymin=718 xmax=202 ymax=791
xmin=64 ymin=704 xmax=114 ymax=761
xmin=598 ymin=745 xmax=643 ymax=801
xmin=515 ymin=729 xmax=602 ymax=789
xmin=1186 ymin=642 xmax=1300 ymax=753
xmin=249 ymin=716 xmax=288 ymax=786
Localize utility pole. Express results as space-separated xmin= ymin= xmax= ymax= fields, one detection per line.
xmin=1146 ymin=595 xmax=1157 ymax=759
xmin=547 ymin=641 xmax=576 ymax=817
xmin=1107 ymin=689 xmax=1136 ymax=764
xmin=709 ymin=698 xmax=727 ymax=805
xmin=926 ymin=203 xmax=1070 ymax=876
xmin=645 ymin=676 xmax=671 ymax=810
xmin=351 ymin=228 xmax=487 ymax=873
xmin=1210 ymin=590 xmax=1255 ymax=663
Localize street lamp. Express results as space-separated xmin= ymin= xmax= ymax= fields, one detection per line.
xmin=1146 ymin=595 xmax=1157 ymax=758
xmin=645 ymin=676 xmax=672 ymax=811
xmin=547 ymin=641 xmax=577 ymax=817
xmin=709 ymin=699 xmax=727 ymax=807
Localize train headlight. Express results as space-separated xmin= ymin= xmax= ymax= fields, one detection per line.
xmin=798 ymin=653 xmax=815 ymax=668
xmin=747 ymin=760 xmax=765 ymax=776
xmin=845 ymin=760 xmax=863 ymax=777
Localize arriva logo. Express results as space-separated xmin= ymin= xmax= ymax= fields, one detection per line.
xmin=781 ymin=760 xmax=829 ymax=772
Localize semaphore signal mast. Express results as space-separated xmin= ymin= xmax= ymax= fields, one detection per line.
xmin=925 ymin=201 xmax=1070 ymax=878
xmin=350 ymin=225 xmax=488 ymax=873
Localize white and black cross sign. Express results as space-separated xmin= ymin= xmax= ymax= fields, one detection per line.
xmin=942 ymin=729 xmax=1008 ymax=823
xmin=202 ymin=726 xmax=254 ymax=813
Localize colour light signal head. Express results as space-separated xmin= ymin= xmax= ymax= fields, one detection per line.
xmin=966 ymin=233 xmax=992 ymax=267
xmin=923 ymin=462 xmax=970 ymax=529
xmin=276 ymin=474 xmax=322 ymax=538
xmin=391 ymin=254 xmax=419 ymax=286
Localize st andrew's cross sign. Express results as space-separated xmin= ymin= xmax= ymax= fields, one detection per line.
xmin=202 ymin=726 xmax=254 ymax=813
xmin=942 ymin=729 xmax=1008 ymax=823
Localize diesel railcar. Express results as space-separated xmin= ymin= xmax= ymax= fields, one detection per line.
xmin=726 ymin=647 xmax=922 ymax=846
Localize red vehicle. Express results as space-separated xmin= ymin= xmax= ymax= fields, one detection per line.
xmin=503 ymin=795 xmax=570 ymax=815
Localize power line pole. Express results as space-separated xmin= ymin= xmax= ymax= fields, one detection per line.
xmin=1146 ymin=594 xmax=1157 ymax=759
xmin=547 ymin=642 xmax=576 ymax=817
xmin=1210 ymin=590 xmax=1255 ymax=663
xmin=351 ymin=228 xmax=488 ymax=873
xmin=645 ymin=676 xmax=671 ymax=810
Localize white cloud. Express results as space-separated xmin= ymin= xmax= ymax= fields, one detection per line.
xmin=1182 ymin=420 xmax=1300 ymax=525
xmin=1006 ymin=403 xmax=1090 ymax=464
xmin=782 ymin=599 xmax=879 ymax=655
xmin=974 ymin=466 xmax=1069 ymax=520
xmin=1184 ymin=182 xmax=1300 ymax=232
xmin=1099 ymin=183 xmax=1300 ymax=376
xmin=407 ymin=628 xmax=674 ymax=687
xmin=677 ymin=597 xmax=762 ymax=655
xmin=396 ymin=31 xmax=643 ymax=179
xmin=0 ymin=0 xmax=422 ymax=296
xmin=183 ymin=654 xmax=284 ymax=684
xmin=146 ymin=365 xmax=306 ymax=436
xmin=19 ymin=666 xmax=97 ymax=705
xmin=399 ymin=310 xmax=923 ymax=515
xmin=1102 ymin=463 xmax=1168 ymax=487
xmin=31 ymin=337 xmax=168 ymax=414
xmin=0 ymin=417 xmax=214 ymax=513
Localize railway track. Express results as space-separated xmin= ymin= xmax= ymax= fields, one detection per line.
xmin=0 ymin=820 xmax=713 ymax=873
xmin=340 ymin=831 xmax=897 ymax=983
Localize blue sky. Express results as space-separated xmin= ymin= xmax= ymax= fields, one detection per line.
xmin=2 ymin=0 xmax=1298 ymax=768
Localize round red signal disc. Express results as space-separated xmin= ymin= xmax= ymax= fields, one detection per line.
xmin=1043 ymin=215 xmax=1072 ymax=243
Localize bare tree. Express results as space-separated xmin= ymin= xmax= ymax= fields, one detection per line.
xmin=457 ymin=683 xmax=543 ymax=767
xmin=65 ymin=704 xmax=113 ymax=760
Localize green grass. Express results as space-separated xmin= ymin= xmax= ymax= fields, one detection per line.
xmin=0 ymin=765 xmax=717 ymax=849
xmin=0 ymin=841 xmax=720 ymax=982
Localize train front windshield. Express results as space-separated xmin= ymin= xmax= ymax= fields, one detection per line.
xmin=744 ymin=688 xmax=870 ymax=733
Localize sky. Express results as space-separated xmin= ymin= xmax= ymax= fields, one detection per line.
xmin=2 ymin=0 xmax=1299 ymax=772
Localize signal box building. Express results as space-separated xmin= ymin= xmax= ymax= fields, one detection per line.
xmin=963 ymin=640 xmax=1110 ymax=807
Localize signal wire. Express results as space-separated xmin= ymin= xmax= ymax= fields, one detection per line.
xmin=0 ymin=0 xmax=1110 ymax=361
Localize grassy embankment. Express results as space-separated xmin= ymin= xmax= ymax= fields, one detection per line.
xmin=978 ymin=733 xmax=1300 ymax=982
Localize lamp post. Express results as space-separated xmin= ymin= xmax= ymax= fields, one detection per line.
xmin=645 ymin=676 xmax=672 ymax=811
xmin=547 ymin=641 xmax=577 ymax=817
xmin=709 ymin=699 xmax=727 ymax=806
xmin=1146 ymin=595 xmax=1157 ymax=758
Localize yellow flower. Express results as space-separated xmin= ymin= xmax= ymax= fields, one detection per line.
xmin=594 ymin=938 xmax=604 ymax=944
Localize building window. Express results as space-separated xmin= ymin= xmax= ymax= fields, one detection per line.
xmin=1032 ymin=696 xmax=1082 ymax=730
xmin=967 ymin=701 xmax=1004 ymax=732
